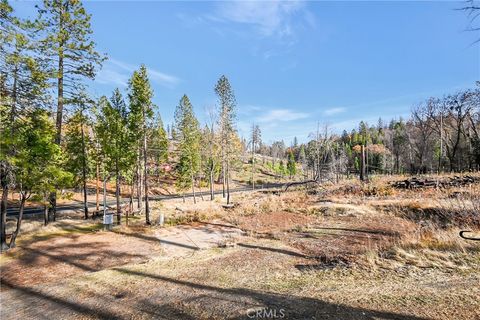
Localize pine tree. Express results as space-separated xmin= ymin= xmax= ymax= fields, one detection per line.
xmin=96 ymin=89 xmax=133 ymax=224
xmin=279 ymin=160 xmax=286 ymax=178
xmin=12 ymin=109 xmax=72 ymax=239
xmin=1 ymin=1 xmax=49 ymax=250
xmin=148 ymin=113 xmax=169 ymax=179
xmin=128 ymin=65 xmax=154 ymax=224
xmin=250 ymin=123 xmax=261 ymax=189
xmin=214 ymin=75 xmax=237 ymax=204
xmin=298 ymin=145 xmax=306 ymax=163
xmin=64 ymin=95 xmax=92 ymax=220
xmin=287 ymin=150 xmax=297 ymax=178
xmin=174 ymin=95 xmax=201 ymax=203
xmin=36 ymin=0 xmax=104 ymax=220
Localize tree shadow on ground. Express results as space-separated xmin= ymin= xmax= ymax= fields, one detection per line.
xmin=237 ymin=243 xmax=310 ymax=259
xmin=113 ymin=267 xmax=430 ymax=320
xmin=13 ymin=222 xmax=104 ymax=248
xmin=113 ymin=230 xmax=200 ymax=251
xmin=1 ymin=279 xmax=119 ymax=319
xmin=16 ymin=246 xmax=146 ymax=272
xmin=0 ymin=241 xmax=149 ymax=288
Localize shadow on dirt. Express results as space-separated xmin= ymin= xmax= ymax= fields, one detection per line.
xmin=111 ymin=267 xmax=430 ymax=320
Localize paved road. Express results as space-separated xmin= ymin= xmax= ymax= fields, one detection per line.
xmin=6 ymin=183 xmax=285 ymax=217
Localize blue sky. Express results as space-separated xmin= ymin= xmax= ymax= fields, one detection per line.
xmin=11 ymin=1 xmax=480 ymax=144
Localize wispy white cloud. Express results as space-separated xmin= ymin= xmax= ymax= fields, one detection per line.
xmin=214 ymin=0 xmax=308 ymax=38
xmin=96 ymin=58 xmax=180 ymax=89
xmin=324 ymin=107 xmax=346 ymax=116
xmin=256 ymin=108 xmax=309 ymax=123
xmin=148 ymin=69 xmax=180 ymax=87
xmin=238 ymin=104 xmax=262 ymax=116
xmin=96 ymin=68 xmax=129 ymax=87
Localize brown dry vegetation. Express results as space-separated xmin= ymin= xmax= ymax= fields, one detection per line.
xmin=1 ymin=175 xmax=479 ymax=319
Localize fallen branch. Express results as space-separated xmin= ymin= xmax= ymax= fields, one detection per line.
xmin=283 ymin=180 xmax=319 ymax=191
xmin=392 ymin=175 xmax=480 ymax=189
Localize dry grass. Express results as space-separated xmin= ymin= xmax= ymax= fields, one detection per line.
xmin=2 ymin=174 xmax=480 ymax=319
xmin=3 ymin=238 xmax=477 ymax=319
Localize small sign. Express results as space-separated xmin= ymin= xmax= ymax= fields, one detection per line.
xmin=103 ymin=213 xmax=114 ymax=225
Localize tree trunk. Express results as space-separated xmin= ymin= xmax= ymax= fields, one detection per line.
xmin=81 ymin=117 xmax=88 ymax=220
xmin=0 ymin=182 xmax=9 ymax=251
xmin=360 ymin=145 xmax=366 ymax=182
xmin=199 ymin=177 xmax=204 ymax=201
xmin=82 ymin=175 xmax=88 ymax=220
xmin=49 ymin=27 xmax=64 ymax=224
xmin=130 ymin=181 xmax=135 ymax=216
xmin=96 ymin=160 xmax=100 ymax=216
xmin=43 ymin=194 xmax=48 ymax=226
xmin=222 ymin=166 xmax=226 ymax=198
xmin=48 ymin=192 xmax=56 ymax=223
xmin=136 ymin=157 xmax=142 ymax=210
xmin=115 ymin=160 xmax=121 ymax=225
xmin=10 ymin=64 xmax=18 ymax=135
xmin=9 ymin=192 xmax=26 ymax=248
xmin=365 ymin=143 xmax=369 ymax=180
xmin=252 ymin=143 xmax=255 ymax=190
xmin=191 ymin=174 xmax=196 ymax=204
xmin=143 ymin=122 xmax=150 ymax=225
xmin=1 ymin=62 xmax=18 ymax=251
xmin=226 ymin=161 xmax=231 ymax=205
xmin=209 ymin=168 xmax=214 ymax=201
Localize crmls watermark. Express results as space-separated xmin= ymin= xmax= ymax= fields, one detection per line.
xmin=246 ymin=307 xmax=286 ymax=319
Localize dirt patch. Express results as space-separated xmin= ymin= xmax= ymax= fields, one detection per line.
xmin=152 ymin=221 xmax=245 ymax=255
xmin=234 ymin=211 xmax=314 ymax=234
xmin=284 ymin=215 xmax=417 ymax=264
xmin=0 ymin=229 xmax=163 ymax=288
xmin=228 ymin=199 xmax=418 ymax=265
xmin=228 ymin=203 xmax=417 ymax=265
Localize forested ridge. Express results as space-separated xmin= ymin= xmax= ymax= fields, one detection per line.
xmin=1 ymin=0 xmax=479 ymax=252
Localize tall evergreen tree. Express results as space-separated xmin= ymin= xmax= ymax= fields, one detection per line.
xmin=36 ymin=0 xmax=104 ymax=220
xmin=96 ymin=89 xmax=133 ymax=224
xmin=1 ymin=1 xmax=49 ymax=250
xmin=174 ymin=95 xmax=201 ymax=203
xmin=128 ymin=65 xmax=154 ymax=224
xmin=64 ymin=95 xmax=92 ymax=220
xmin=214 ymin=75 xmax=237 ymax=204
xmin=250 ymin=123 xmax=261 ymax=189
